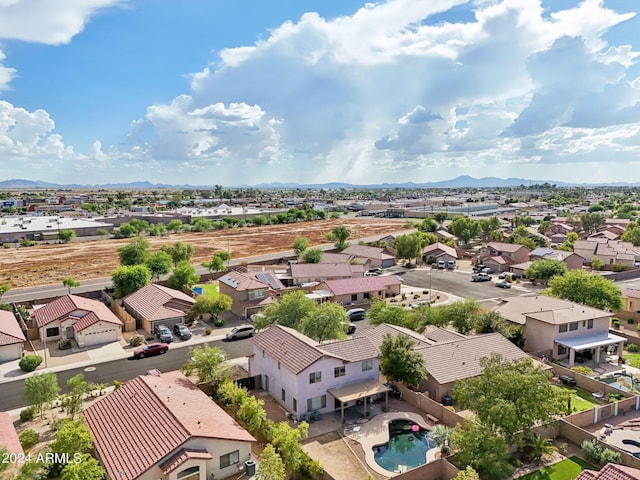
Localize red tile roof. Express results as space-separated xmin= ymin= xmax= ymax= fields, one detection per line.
xmin=322 ymin=276 xmax=401 ymax=296
xmin=32 ymin=294 xmax=122 ymax=329
xmin=159 ymin=448 xmax=212 ymax=475
xmin=84 ymin=370 xmax=254 ymax=480
xmin=0 ymin=310 xmax=26 ymax=345
xmin=123 ymin=284 xmax=194 ymax=321
xmin=486 ymin=242 xmax=528 ymax=253
xmin=577 ymin=463 xmax=640 ymax=480
xmin=0 ymin=412 xmax=23 ymax=455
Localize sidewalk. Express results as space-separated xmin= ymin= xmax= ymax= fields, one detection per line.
xmin=0 ymin=317 xmax=249 ymax=385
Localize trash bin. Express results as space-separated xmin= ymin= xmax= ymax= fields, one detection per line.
xmin=245 ymin=460 xmax=256 ymax=476
xmin=312 ymin=410 xmax=321 ymax=422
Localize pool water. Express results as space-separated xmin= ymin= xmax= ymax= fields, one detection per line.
xmin=601 ymin=374 xmax=639 ymax=393
xmin=373 ymin=420 xmax=435 ymax=472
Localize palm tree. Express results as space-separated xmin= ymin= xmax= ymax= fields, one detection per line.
xmin=430 ymin=424 xmax=453 ymax=449
xmin=521 ymin=433 xmax=558 ymax=464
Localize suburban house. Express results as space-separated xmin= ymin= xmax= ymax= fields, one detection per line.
xmin=84 ymin=370 xmax=255 ymax=480
xmin=290 ymin=263 xmax=364 ymax=286
xmin=422 ymin=242 xmax=458 ymax=265
xmin=123 ymin=283 xmax=195 ymax=334
xmin=249 ymin=325 xmax=386 ymax=421
xmin=435 ymin=228 xmax=457 ymax=244
xmin=31 ymin=295 xmax=123 ymax=348
xmin=588 ymin=229 xmax=620 ymax=242
xmin=493 ymin=296 xmax=625 ymax=367
xmin=315 ymin=276 xmax=402 ymax=306
xmin=548 ymin=222 xmax=575 ymax=236
xmin=315 ymin=252 xmax=372 ymax=269
xmin=621 ymin=288 xmax=640 ymax=314
xmin=341 ymin=245 xmax=396 ymax=268
xmin=573 ymin=239 xmax=640 ymax=266
xmin=355 ymin=323 xmax=464 ymax=351
xmin=529 ymin=248 xmax=585 ymax=270
xmin=478 ymin=242 xmax=531 ymax=272
xmin=0 ymin=310 xmax=26 ymax=362
xmin=218 ymin=270 xmax=285 ymax=318
xmin=414 ymin=333 xmax=531 ymax=403
xmin=576 ymin=462 xmax=640 ymax=480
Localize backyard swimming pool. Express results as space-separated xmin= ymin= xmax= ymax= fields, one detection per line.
xmin=601 ymin=374 xmax=639 ymax=393
xmin=373 ymin=419 xmax=435 ymax=473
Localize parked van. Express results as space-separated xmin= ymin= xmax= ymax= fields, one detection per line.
xmin=447 ymin=260 xmax=456 ymax=270
xmin=346 ymin=308 xmax=366 ymax=321
xmin=437 ymin=260 xmax=446 ymax=269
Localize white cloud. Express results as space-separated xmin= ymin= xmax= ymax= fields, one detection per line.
xmin=0 ymin=50 xmax=16 ymax=92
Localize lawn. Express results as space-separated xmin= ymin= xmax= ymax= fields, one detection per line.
xmin=552 ymin=385 xmax=600 ymax=412
xmin=623 ymin=352 xmax=640 ymax=369
xmin=516 ymin=456 xmax=595 ymax=480
xmin=194 ymin=283 xmax=219 ymax=298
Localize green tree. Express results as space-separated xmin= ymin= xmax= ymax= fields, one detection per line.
xmin=118 ymin=237 xmax=150 ymax=266
xmin=326 ymin=225 xmax=351 ymax=250
xmin=0 ymin=283 xmax=10 ymax=303
xmin=254 ymin=290 xmax=316 ymax=330
xmin=448 ymin=216 xmax=480 ymax=244
xmin=366 ymin=299 xmax=411 ymax=328
xmin=293 ymin=236 xmax=309 ymax=255
xmin=182 ymin=345 xmax=230 ymax=387
xmin=237 ymin=395 xmax=267 ymax=434
xmin=394 ymin=233 xmax=425 ymax=265
xmin=621 ymin=222 xmax=640 ymax=246
xmin=268 ymin=421 xmax=310 ymax=475
xmin=166 ymin=219 xmax=184 ymax=232
xmin=301 ymin=302 xmax=348 ymax=343
xmin=49 ymin=420 xmax=94 ymax=477
xmin=191 ymin=217 xmax=212 ymax=232
xmin=580 ymin=212 xmax=606 ymax=234
xmin=256 ymin=444 xmax=286 ymax=480
xmin=252 ymin=215 xmax=268 ymax=226
xmin=525 ymin=259 xmax=568 ymax=285
xmin=167 ymin=260 xmax=199 ymax=290
xmin=301 ymin=247 xmax=323 ymax=263
xmin=62 ymin=277 xmax=80 ymax=294
xmin=111 ymin=264 xmax=151 ymax=298
xmin=590 ymin=256 xmax=604 ymax=271
xmin=24 ymin=372 xmax=60 ymax=419
xmin=201 ymin=251 xmax=231 ymax=272
xmin=450 ymin=420 xmax=512 ymax=480
xmin=441 ymin=299 xmax=481 ymax=335
xmin=519 ymin=433 xmax=558 ymax=464
xmin=453 ymin=466 xmax=480 ymax=480
xmin=452 ymin=354 xmax=565 ymax=444
xmin=434 ymin=212 xmax=448 ymax=224
xmin=379 ymin=333 xmax=427 ymax=388
xmin=145 ymin=251 xmax=173 ymax=281
xmin=61 ymin=373 xmax=91 ymax=419
xmin=161 ymin=241 xmax=195 ymax=267
xmin=419 ymin=218 xmax=438 ymax=232
xmin=60 ymin=454 xmax=106 ymax=480
xmin=547 ymin=270 xmax=623 ymax=311
xmin=58 ymin=229 xmax=76 ymax=243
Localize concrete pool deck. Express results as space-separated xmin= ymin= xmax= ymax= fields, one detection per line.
xmin=343 ymin=411 xmax=439 ymax=477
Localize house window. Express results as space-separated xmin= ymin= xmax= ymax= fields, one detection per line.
xmin=282 ymin=388 xmax=286 ymax=402
xmin=293 ymin=398 xmax=297 ymax=413
xmin=558 ymin=345 xmax=567 ymax=355
xmin=362 ymin=359 xmax=373 ymax=371
xmin=220 ymin=450 xmax=240 ymax=469
xmin=588 ymin=319 xmax=593 ymax=329
xmin=363 ymin=292 xmax=370 ymax=300
xmin=559 ymin=324 xmax=568 ymax=333
xmin=254 ymin=289 xmax=264 ymax=298
xmin=307 ymin=395 xmax=326 ymax=412
xmin=351 ymin=294 xmax=357 ymax=302
xmin=45 ymin=326 xmax=60 ymax=338
xmin=569 ymin=322 xmax=578 ymax=331
xmin=177 ymin=466 xmax=200 ymax=480
xmin=334 ymin=366 xmax=345 ymax=378
xmin=309 ymin=371 xmax=322 ymax=384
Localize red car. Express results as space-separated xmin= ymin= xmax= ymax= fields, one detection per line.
xmin=133 ymin=342 xmax=168 ymax=359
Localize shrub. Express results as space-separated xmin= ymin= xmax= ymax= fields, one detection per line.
xmin=19 ymin=430 xmax=39 ymax=450
xmin=608 ymin=393 xmax=624 ymax=403
xmin=613 ymin=263 xmax=626 ymax=272
xmin=205 ymin=328 xmax=213 ymax=335
xmin=213 ymin=317 xmax=224 ymax=327
xmin=628 ymin=343 xmax=639 ymax=353
xmin=129 ymin=335 xmax=145 ymax=347
xmin=19 ymin=355 xmax=43 ymax=372
xmin=572 ymin=366 xmax=593 ymax=376
xmin=581 ymin=439 xmax=623 ymax=467
xmin=113 ymin=380 xmax=122 ymax=389
xmin=57 ymin=339 xmax=72 ymax=350
xmin=628 ymin=318 xmax=635 ymax=324
xmin=612 ymin=319 xmax=620 ymax=329
xmin=422 ymin=290 xmax=429 ymax=294
xmin=19 ymin=406 xmax=36 ymax=422
xmin=3 ymin=243 xmax=10 ymax=248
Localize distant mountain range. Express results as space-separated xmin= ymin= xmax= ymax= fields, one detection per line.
xmin=0 ymin=176 xmax=638 ymax=190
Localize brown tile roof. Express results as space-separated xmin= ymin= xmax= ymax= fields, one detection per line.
xmin=421 ymin=325 xmax=466 ymax=343
xmin=322 ymin=276 xmax=401 ymax=296
xmin=319 ymin=336 xmax=379 ymax=362
xmin=576 ymin=463 xmax=640 ymax=479
xmin=219 ymin=270 xmax=279 ymax=292
xmin=84 ymin=371 xmax=254 ymax=480
xmin=0 ymin=412 xmax=23 ymax=455
xmin=494 ymin=296 xmax=611 ymax=325
xmin=252 ymin=325 xmax=324 ymax=373
xmin=422 ymin=242 xmax=457 ymax=258
xmin=414 ymin=333 xmax=530 ymax=385
xmin=342 ymin=245 xmax=394 ymax=260
xmin=319 ymin=252 xmax=369 ymax=265
xmin=123 ymin=284 xmax=194 ymax=321
xmin=159 ymin=448 xmax=212 ymax=475
xmin=32 ymin=294 xmax=122 ymax=329
xmin=0 ymin=310 xmax=26 ymax=345
xmin=291 ymin=263 xmax=358 ymax=280
xmin=355 ymin=323 xmax=433 ymax=350
xmin=486 ymin=242 xmax=528 ymax=254
xmin=623 ymin=288 xmax=640 ymax=299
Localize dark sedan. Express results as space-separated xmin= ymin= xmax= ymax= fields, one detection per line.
xmin=173 ymin=324 xmax=192 ymax=340
xmin=133 ymin=343 xmax=169 ymax=359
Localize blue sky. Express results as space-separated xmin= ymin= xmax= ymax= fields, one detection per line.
xmin=0 ymin=0 xmax=639 ymax=186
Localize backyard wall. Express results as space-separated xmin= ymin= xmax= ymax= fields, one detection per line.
xmin=564 ymin=396 xmax=640 ymax=428
xmin=547 ymin=362 xmax=634 ymax=399
xmin=100 ymin=290 xmax=137 ymax=332
xmin=396 ymin=384 xmax=465 ymax=428
xmin=394 ymin=458 xmax=459 ymax=480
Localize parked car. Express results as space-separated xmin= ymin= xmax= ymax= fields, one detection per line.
xmin=471 ymin=273 xmax=492 ymax=282
xmin=343 ymin=322 xmax=357 ymax=335
xmin=447 ymin=260 xmax=455 ymax=270
xmin=133 ymin=343 xmax=168 ymax=359
xmin=437 ymin=260 xmax=446 ymax=269
xmin=371 ymin=267 xmax=383 ymax=274
xmin=365 ymin=270 xmax=380 ymax=276
xmin=173 ymin=324 xmax=192 ymax=340
xmin=155 ymin=324 xmax=173 ymax=343
xmin=225 ymin=325 xmax=255 ymax=341
xmin=495 ymin=280 xmax=512 ymax=289
xmin=346 ymin=308 xmax=366 ymax=321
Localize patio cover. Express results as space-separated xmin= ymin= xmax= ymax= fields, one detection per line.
xmin=328 ymin=379 xmax=390 ymax=403
xmin=555 ymin=332 xmax=627 ymax=351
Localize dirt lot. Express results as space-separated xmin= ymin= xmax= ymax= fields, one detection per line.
xmin=0 ymin=218 xmax=406 ymax=289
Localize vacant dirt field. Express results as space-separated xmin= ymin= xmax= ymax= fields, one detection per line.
xmin=0 ymin=218 xmax=406 ymax=289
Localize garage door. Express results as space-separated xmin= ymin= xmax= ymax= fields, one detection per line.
xmin=83 ymin=328 xmax=119 ymax=346
xmin=0 ymin=344 xmax=22 ymax=362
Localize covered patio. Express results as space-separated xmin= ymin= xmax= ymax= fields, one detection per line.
xmin=328 ymin=379 xmax=390 ymax=423
xmin=556 ymin=332 xmax=626 ymax=367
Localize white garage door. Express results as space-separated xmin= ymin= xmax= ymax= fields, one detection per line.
xmin=83 ymin=328 xmax=119 ymax=347
xmin=0 ymin=343 xmax=23 ymax=362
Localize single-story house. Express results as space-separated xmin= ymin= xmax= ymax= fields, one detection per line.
xmin=422 ymin=242 xmax=458 ymax=264
xmin=577 ymin=463 xmax=640 ymax=480
xmin=290 ymin=263 xmax=364 ymax=285
xmin=529 ymin=248 xmax=585 ymax=270
xmin=123 ymin=283 xmax=196 ymax=333
xmin=0 ymin=310 xmax=26 ymax=362
xmin=31 ymin=295 xmax=123 ymax=348
xmin=313 ymin=252 xmax=372 ymax=269
xmin=316 ymin=276 xmax=402 ymax=305
xmin=218 ymin=270 xmax=285 ymax=318
xmin=341 ymin=245 xmax=396 ymax=268
xmin=84 ymin=370 xmax=255 ymax=480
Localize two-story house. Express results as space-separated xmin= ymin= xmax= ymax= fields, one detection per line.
xmin=249 ymin=325 xmax=386 ymax=422
xmin=218 ymin=270 xmax=285 ymax=318
xmin=494 ymin=296 xmax=625 ymax=367
xmin=479 ymin=242 xmax=531 ymax=272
